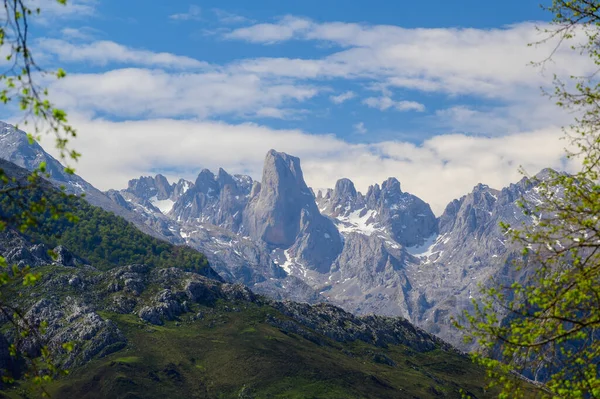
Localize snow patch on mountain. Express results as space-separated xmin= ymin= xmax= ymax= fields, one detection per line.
xmin=336 ymin=208 xmax=380 ymax=236
xmin=150 ymin=196 xmax=175 ymax=214
xmin=405 ymin=233 xmax=440 ymax=256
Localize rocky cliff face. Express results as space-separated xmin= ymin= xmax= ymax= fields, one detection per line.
xmin=401 ymin=179 xmax=540 ymax=348
xmin=169 ymin=168 xmax=251 ymax=231
xmin=318 ymin=176 xmax=437 ymax=247
xmin=243 ymin=150 xmax=343 ymax=273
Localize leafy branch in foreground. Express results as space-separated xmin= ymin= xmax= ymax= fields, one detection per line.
xmin=0 ymin=165 xmax=78 ymax=396
xmin=0 ymin=0 xmax=81 ymax=395
xmin=456 ymin=1 xmax=600 ymax=398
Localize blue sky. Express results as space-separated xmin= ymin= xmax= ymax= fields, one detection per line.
xmin=40 ymin=0 xmax=551 ymax=143
xmin=18 ymin=0 xmax=589 ymax=213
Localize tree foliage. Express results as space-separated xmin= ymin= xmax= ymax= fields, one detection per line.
xmin=458 ymin=1 xmax=600 ymax=398
xmin=0 ymin=177 xmax=210 ymax=273
xmin=0 ymin=0 xmax=79 ymax=394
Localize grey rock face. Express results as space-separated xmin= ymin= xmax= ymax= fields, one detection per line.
xmin=318 ymin=176 xmax=437 ymax=248
xmin=186 ymin=279 xmax=219 ymax=305
xmin=319 ymin=178 xmax=364 ymax=218
xmin=368 ymin=178 xmax=437 ymax=247
xmin=322 ymin=233 xmax=412 ymax=318
xmin=287 ymin=208 xmax=342 ymax=273
xmin=402 ymin=179 xmax=541 ymax=349
xmin=243 ymin=150 xmax=314 ymax=246
xmin=243 ymin=150 xmax=343 ymax=272
xmin=137 ymin=289 xmax=189 ymax=326
xmin=138 ymin=306 xmax=162 ymax=325
xmin=53 ymin=245 xmax=76 ymax=267
xmin=168 ymin=168 xmax=250 ymax=231
xmin=269 ymin=301 xmax=454 ymax=353
xmin=21 ymin=298 xmax=127 ymax=368
xmin=1 ymin=238 xmax=58 ymax=269
xmin=105 ymin=190 xmax=132 ymax=210
xmin=124 ymin=174 xmax=194 ymax=216
xmin=127 ymin=175 xmax=166 ymax=200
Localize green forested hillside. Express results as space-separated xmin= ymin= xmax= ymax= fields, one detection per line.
xmin=33 ymin=203 xmax=210 ymax=273
xmin=0 ymin=161 xmax=210 ymax=274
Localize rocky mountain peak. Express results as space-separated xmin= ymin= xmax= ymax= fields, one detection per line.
xmin=216 ymin=168 xmax=252 ymax=199
xmin=164 ymin=166 xmax=253 ymax=231
xmin=125 ymin=174 xmax=174 ymax=201
xmin=438 ymin=181 xmax=517 ymax=240
xmin=153 ymin=174 xmax=172 ymax=200
xmin=322 ymin=178 xmax=361 ymax=217
xmin=172 ymin=178 xmax=193 ymax=198
xmin=334 ymin=178 xmax=357 ymax=200
xmin=318 ymin=188 xmax=333 ymax=201
xmin=365 ymin=183 xmax=381 ymax=202
xmin=0 ymin=122 xmax=80 ymax=189
xmin=216 ymin=167 xmax=235 ymax=187
xmin=243 ymin=150 xmax=316 ymax=247
xmin=127 ymin=176 xmax=156 ymax=199
xmin=338 ymin=177 xmax=438 ymax=248
xmin=263 ymin=150 xmax=309 ymax=195
xmin=194 ymin=169 xmax=219 ymax=196
xmin=381 ymin=177 xmax=402 ymax=193
xmin=534 ymin=167 xmax=558 ymax=181
xmin=243 ymin=150 xmax=343 ymax=271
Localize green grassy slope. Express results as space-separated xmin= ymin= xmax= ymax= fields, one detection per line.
xmin=42 ymin=303 xmax=493 ymax=399
xmin=0 ymin=262 xmax=501 ymax=398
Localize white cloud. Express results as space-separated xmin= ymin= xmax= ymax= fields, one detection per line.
xmin=434 ymin=93 xmax=572 ymax=135
xmin=224 ymin=15 xmax=313 ymax=44
xmin=226 ymin=19 xmax=594 ymax=99
xmin=49 ymin=68 xmax=321 ymax=119
xmin=60 ymin=27 xmax=100 ymax=41
xmin=363 ymin=96 xmax=425 ymax=112
xmin=0 ymin=1 xmax=95 ymax=29
xmin=30 ymin=19 xmax=587 ymax=137
xmin=254 ymin=107 xmax=308 ymax=119
xmin=38 ymin=39 xmax=207 ymax=69
xmin=213 ymin=9 xmax=252 ymax=25
xmin=354 ymin=122 xmax=367 ymax=134
xmin=170 ymin=5 xmax=202 ymax=21
xmin=225 ymin=16 xmax=312 ymax=43
xmin=36 ymin=116 xmax=576 ymax=215
xmin=330 ymin=91 xmax=355 ymax=104
xmin=222 ymin=17 xmax=595 ymax=136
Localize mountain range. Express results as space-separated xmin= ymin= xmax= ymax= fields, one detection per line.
xmin=0 ymin=133 xmax=510 ymax=398
xmin=0 ymin=121 xmax=541 ymax=350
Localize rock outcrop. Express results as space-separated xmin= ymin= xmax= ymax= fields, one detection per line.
xmin=243 ymin=150 xmax=343 ymax=272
